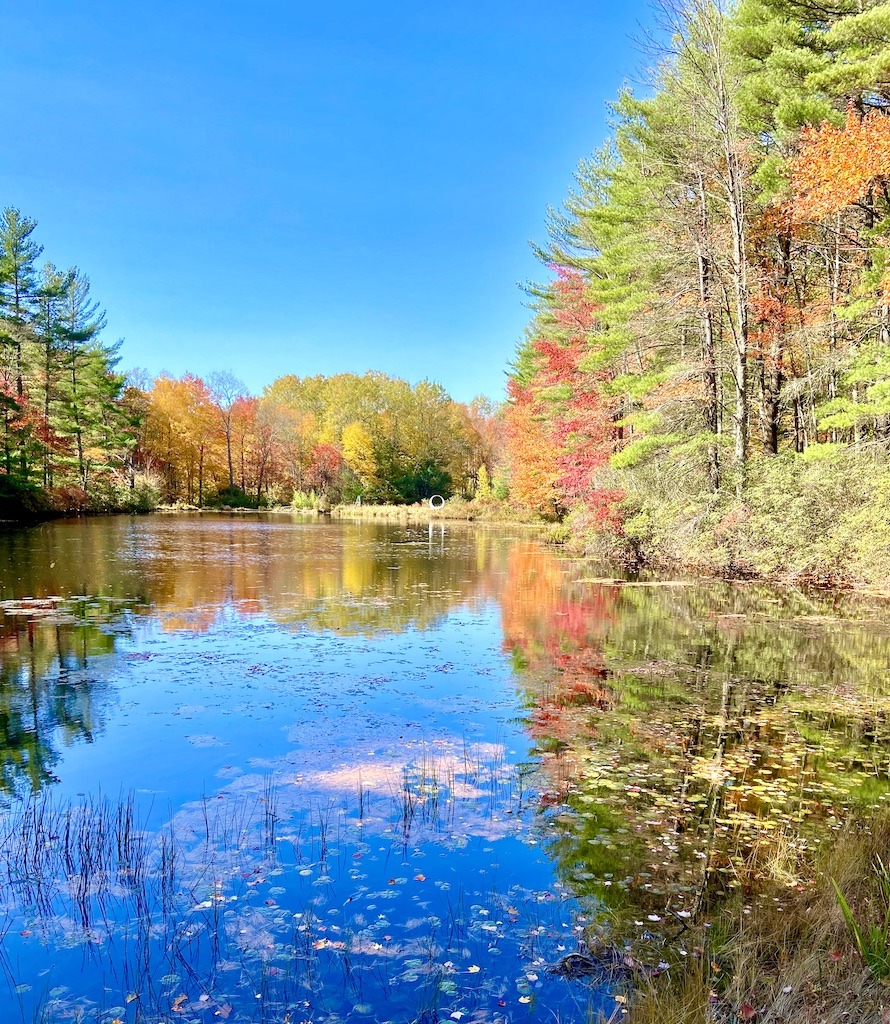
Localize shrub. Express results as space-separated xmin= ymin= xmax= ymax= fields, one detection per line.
xmin=205 ymin=486 xmax=265 ymax=509
xmin=0 ymin=475 xmax=56 ymax=520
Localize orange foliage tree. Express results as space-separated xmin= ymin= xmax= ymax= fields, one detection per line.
xmin=793 ymin=109 xmax=890 ymax=222
xmin=506 ymin=268 xmax=621 ymax=523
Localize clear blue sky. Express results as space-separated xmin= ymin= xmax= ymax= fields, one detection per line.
xmin=3 ymin=0 xmax=650 ymax=402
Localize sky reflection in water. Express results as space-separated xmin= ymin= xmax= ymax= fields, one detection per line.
xmin=1 ymin=514 xmax=889 ymax=1022
xmin=0 ymin=516 xmax=614 ymax=1023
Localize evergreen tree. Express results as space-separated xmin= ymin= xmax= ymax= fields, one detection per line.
xmin=0 ymin=208 xmax=42 ymax=476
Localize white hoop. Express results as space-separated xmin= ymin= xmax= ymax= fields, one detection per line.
xmin=428 ymin=494 xmax=445 ymax=510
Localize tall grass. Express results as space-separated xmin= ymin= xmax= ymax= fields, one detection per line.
xmin=833 ymin=856 xmax=890 ymax=980
xmin=625 ymin=809 xmax=890 ymax=1024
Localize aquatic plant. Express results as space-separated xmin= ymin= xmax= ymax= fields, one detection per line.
xmin=0 ymin=749 xmax=613 ymax=1022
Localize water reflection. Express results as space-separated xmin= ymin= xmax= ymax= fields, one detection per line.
xmin=0 ymin=515 xmax=506 ymax=634
xmin=0 ymin=598 xmax=122 ymax=793
xmin=501 ymin=546 xmax=890 ymax=936
xmin=1 ymin=516 xmax=890 ymax=1021
xmin=0 ymin=516 xmax=518 ymax=799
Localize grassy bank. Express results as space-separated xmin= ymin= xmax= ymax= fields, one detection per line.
xmin=332 ymin=496 xmax=544 ymax=526
xmin=624 ymin=810 xmax=890 ymax=1023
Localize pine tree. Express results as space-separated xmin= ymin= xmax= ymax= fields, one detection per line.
xmin=0 ymin=208 xmax=42 ymax=476
xmin=54 ymin=270 xmax=125 ymax=490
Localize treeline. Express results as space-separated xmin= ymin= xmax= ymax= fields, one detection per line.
xmin=506 ymin=0 xmax=890 ymax=581
xmin=0 ymin=207 xmax=507 ymax=517
xmin=133 ymin=371 xmax=505 ymax=507
xmin=0 ymin=209 xmax=142 ymax=514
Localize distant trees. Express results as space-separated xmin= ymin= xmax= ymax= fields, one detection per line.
xmin=134 ymin=370 xmax=506 ymax=508
xmin=0 ymin=209 xmax=507 ymax=514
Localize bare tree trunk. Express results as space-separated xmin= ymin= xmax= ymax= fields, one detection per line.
xmin=225 ymin=418 xmax=234 ymax=490
xmin=726 ymin=149 xmax=749 ymax=490
xmin=697 ymin=241 xmax=720 ymax=491
xmin=828 ymin=217 xmax=841 ymax=443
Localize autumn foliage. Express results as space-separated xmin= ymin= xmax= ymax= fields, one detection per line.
xmin=137 ymin=370 xmax=505 ymax=508
xmin=505 ymin=269 xmax=622 ymax=524
xmin=793 ymin=109 xmax=890 ymax=221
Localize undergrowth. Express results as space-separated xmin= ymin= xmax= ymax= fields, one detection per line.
xmin=582 ymin=448 xmax=890 ymax=587
xmin=626 ymin=809 xmax=890 ymax=1023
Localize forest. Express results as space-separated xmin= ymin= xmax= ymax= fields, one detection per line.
xmin=505 ymin=0 xmax=890 ymax=584
xmin=0 ymin=209 xmax=504 ymax=515
xmin=136 ymin=371 xmax=503 ymax=509
xmin=0 ymin=210 xmax=141 ymax=516
xmin=3 ymin=0 xmax=890 ymax=586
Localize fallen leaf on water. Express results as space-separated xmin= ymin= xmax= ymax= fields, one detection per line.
xmin=467 ymin=965 xmax=480 ymax=973
xmin=414 ymin=873 xmax=426 ymax=881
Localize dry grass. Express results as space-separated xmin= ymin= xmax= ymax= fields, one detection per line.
xmin=628 ymin=958 xmax=714 ymax=1024
xmin=627 ymin=811 xmax=890 ymax=1023
xmin=331 ymin=498 xmax=542 ymax=525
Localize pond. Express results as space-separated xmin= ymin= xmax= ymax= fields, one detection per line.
xmin=0 ymin=513 xmax=888 ymax=1023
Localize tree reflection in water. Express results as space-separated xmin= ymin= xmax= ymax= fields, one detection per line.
xmin=0 ymin=516 xmax=889 ymax=1020
xmin=502 ymin=544 xmax=890 ymax=939
xmin=0 ymin=599 xmax=122 ymax=794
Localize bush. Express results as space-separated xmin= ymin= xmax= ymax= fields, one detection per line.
xmin=290 ymin=489 xmax=320 ymax=510
xmin=205 ymin=486 xmax=265 ymax=509
xmin=78 ymin=476 xmax=160 ymax=514
xmin=580 ymin=447 xmax=890 ymax=585
xmin=543 ymin=523 xmax=572 ymax=545
xmin=0 ymin=474 xmax=56 ymax=520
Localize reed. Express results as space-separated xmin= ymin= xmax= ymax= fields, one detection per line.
xmin=0 ymin=746 xmax=541 ymax=1021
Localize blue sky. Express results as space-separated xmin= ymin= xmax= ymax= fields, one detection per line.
xmin=3 ymin=0 xmax=649 ymax=402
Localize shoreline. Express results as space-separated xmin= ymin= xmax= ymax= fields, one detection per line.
xmin=5 ymin=502 xmax=889 ymax=595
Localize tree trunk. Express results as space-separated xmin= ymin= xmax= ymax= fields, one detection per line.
xmin=726 ymin=150 xmax=749 ymax=491
xmin=225 ymin=418 xmax=234 ymax=490
xmin=696 ymin=240 xmax=720 ymax=491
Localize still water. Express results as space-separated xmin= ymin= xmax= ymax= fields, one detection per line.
xmin=0 ymin=514 xmax=888 ymax=1023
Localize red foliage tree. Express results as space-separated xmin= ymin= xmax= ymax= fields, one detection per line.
xmin=506 ymin=268 xmax=622 ymax=526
